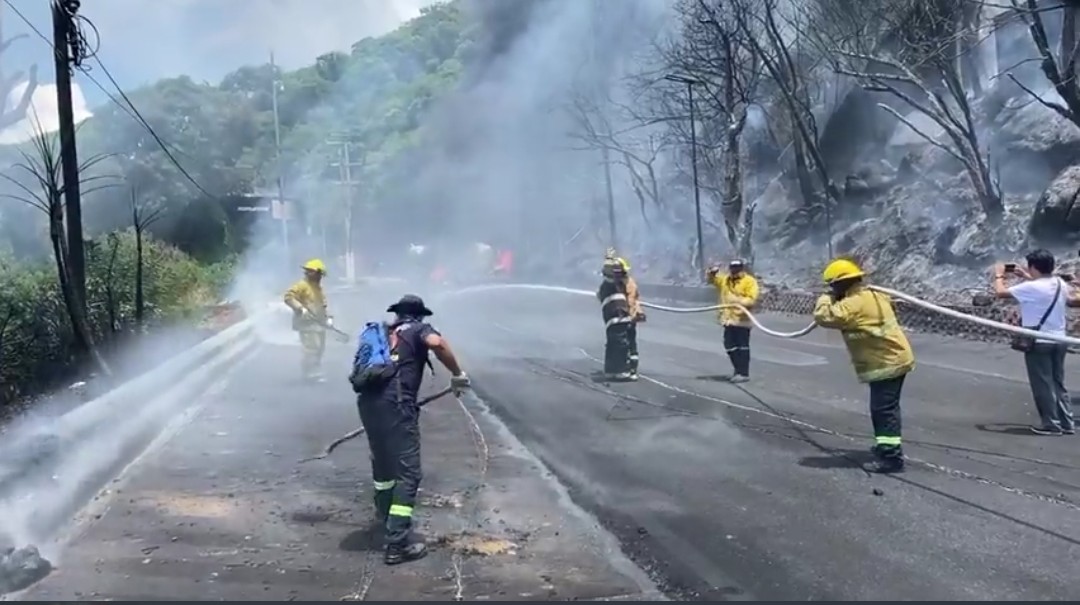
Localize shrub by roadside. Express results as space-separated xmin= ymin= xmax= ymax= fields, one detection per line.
xmin=0 ymin=230 xmax=237 ymax=408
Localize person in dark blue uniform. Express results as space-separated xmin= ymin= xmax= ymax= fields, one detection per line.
xmin=355 ymin=294 xmax=471 ymax=565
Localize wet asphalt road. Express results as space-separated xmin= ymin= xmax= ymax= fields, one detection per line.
xmin=20 ymin=283 xmax=1080 ymax=601
xmin=434 ymin=287 xmax=1080 ymax=601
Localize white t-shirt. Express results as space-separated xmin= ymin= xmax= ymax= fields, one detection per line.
xmin=1009 ymin=277 xmax=1068 ymax=341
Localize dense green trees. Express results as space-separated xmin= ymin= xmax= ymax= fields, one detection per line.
xmin=0 ymin=1 xmax=473 ymax=404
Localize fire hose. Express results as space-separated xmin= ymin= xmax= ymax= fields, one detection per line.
xmin=438 ymin=283 xmax=1080 ymax=347
xmin=298 ymin=386 xmax=454 ymax=463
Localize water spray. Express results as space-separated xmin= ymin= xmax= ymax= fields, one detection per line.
xmin=436 ymin=283 xmax=1080 ymax=346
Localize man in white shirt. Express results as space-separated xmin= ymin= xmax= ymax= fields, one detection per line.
xmin=993 ymin=249 xmax=1075 ymax=435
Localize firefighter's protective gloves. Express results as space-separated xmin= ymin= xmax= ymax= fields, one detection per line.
xmin=450 ymin=373 xmax=471 ymax=396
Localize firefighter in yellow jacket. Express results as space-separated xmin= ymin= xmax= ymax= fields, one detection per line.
xmin=707 ymin=259 xmax=760 ymax=383
xmin=284 ymin=259 xmax=332 ymax=382
xmin=813 ymin=258 xmax=915 ymax=474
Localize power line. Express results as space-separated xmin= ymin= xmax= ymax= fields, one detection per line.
xmin=2 ymin=0 xmax=213 ymax=198
xmin=86 ymin=55 xmax=213 ymax=198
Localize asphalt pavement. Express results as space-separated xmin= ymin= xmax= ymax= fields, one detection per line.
xmin=17 ymin=283 xmax=1080 ymax=600
xmin=437 ymin=286 xmax=1080 ymax=601
xmin=18 ymin=289 xmax=658 ymax=602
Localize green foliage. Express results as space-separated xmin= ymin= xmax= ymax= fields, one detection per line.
xmin=0 ymin=232 xmax=233 ymax=405
xmin=0 ymin=0 xmax=474 ymax=402
xmin=67 ymin=1 xmax=472 ymax=247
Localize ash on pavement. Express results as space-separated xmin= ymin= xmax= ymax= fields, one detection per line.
xmin=18 ymin=339 xmax=658 ymax=601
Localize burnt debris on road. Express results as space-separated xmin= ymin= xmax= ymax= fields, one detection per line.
xmin=11 ymin=287 xmax=1080 ymax=601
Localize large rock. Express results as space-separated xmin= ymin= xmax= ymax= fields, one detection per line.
xmin=992 ymin=97 xmax=1080 ymax=158
xmin=1030 ymin=165 xmax=1080 ymax=242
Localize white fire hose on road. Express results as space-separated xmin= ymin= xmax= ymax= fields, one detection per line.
xmin=439 ymin=283 xmax=1080 ymax=347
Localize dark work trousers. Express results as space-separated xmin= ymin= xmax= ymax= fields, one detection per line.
xmin=627 ymin=323 xmax=639 ymax=374
xmin=1024 ymin=343 xmax=1075 ymax=431
xmin=604 ymin=322 xmax=633 ymax=374
xmin=869 ymin=374 xmax=906 ymax=460
xmin=356 ymin=393 xmax=395 ymax=523
xmin=723 ymin=325 xmax=751 ymax=377
xmin=356 ymin=389 xmax=424 ymax=545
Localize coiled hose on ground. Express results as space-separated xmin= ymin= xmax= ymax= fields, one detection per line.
xmin=440 ymin=283 xmax=1080 ymax=347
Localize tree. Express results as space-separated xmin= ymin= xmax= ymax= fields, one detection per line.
xmin=661 ymin=0 xmax=764 ymax=260
xmin=737 ymin=0 xmax=841 ymax=223
xmin=130 ymin=187 xmax=165 ymax=326
xmin=0 ymin=126 xmax=113 ymax=375
xmin=1009 ymin=0 xmax=1080 ymax=131
xmin=814 ymin=0 xmax=1004 ymax=217
xmin=567 ymin=91 xmax=667 ymax=223
xmin=0 ymin=6 xmax=38 ymax=132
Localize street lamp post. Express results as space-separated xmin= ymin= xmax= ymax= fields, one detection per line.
xmin=665 ymin=74 xmax=704 ymax=273
xmin=270 ymin=51 xmax=290 ymax=268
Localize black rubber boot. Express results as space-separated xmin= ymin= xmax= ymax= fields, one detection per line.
xmin=384 ymin=541 xmax=427 ymax=565
xmin=862 ymin=457 xmax=904 ymax=474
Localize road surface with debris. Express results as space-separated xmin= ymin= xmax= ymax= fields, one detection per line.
xmin=442 ymin=287 xmax=1080 ymax=601
xmin=18 ymin=285 xmax=1080 ymax=600
xmin=19 ymin=289 xmax=659 ymax=601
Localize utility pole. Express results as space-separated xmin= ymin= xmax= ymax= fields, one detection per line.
xmin=665 ymin=74 xmax=704 ymax=273
xmin=601 ymin=146 xmax=617 ymax=250
xmin=52 ymin=0 xmax=85 ymax=308
xmin=339 ymin=142 xmax=355 ymax=283
xmin=270 ymin=51 xmax=290 ymax=268
xmin=327 ymin=134 xmax=365 ymax=283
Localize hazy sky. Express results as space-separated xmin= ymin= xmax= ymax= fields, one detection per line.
xmin=0 ymin=0 xmax=435 ymax=141
xmin=2 ymin=0 xmax=436 ymax=102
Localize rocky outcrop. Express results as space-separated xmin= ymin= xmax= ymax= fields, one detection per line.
xmin=1030 ymin=165 xmax=1080 ymax=243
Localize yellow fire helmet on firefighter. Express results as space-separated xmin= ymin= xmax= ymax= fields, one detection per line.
xmin=302 ymin=258 xmax=327 ymax=274
xmin=602 ymin=257 xmax=625 ymax=277
xmin=822 ymin=258 xmax=865 ymax=283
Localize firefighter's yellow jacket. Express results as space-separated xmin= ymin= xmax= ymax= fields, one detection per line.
xmin=711 ymin=273 xmax=760 ymax=327
xmin=626 ymin=276 xmax=642 ymax=318
xmin=812 ymin=286 xmax=915 ymax=383
xmin=284 ymin=279 xmax=328 ymax=331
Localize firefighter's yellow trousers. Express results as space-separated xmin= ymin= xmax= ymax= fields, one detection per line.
xmin=298 ymin=329 xmax=326 ymax=379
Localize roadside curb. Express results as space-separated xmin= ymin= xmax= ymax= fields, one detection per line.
xmin=0 ymin=313 xmax=265 ymax=554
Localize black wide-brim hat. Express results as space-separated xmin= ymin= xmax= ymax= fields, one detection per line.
xmin=387 ymin=294 xmax=433 ymax=316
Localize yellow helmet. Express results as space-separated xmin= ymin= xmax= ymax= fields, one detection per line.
xmin=602 ymin=257 xmax=625 ymax=276
xmin=822 ymin=258 xmax=864 ymax=283
xmin=302 ymin=258 xmax=327 ymax=274
xmin=617 ymin=257 xmax=630 ymax=272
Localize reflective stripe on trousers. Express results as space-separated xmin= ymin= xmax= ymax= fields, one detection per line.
xmin=389 ymin=503 xmax=413 ymax=518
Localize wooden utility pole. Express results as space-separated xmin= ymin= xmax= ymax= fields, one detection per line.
xmin=52 ymin=0 xmax=85 ymax=308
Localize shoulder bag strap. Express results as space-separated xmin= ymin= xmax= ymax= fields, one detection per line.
xmin=1034 ymin=280 xmax=1063 ymax=331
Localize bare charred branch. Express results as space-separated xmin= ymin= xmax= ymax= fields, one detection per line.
xmin=816 ymin=0 xmax=1004 ymax=217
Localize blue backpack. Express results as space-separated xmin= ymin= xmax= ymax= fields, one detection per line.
xmin=349 ymin=322 xmax=399 ymax=393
